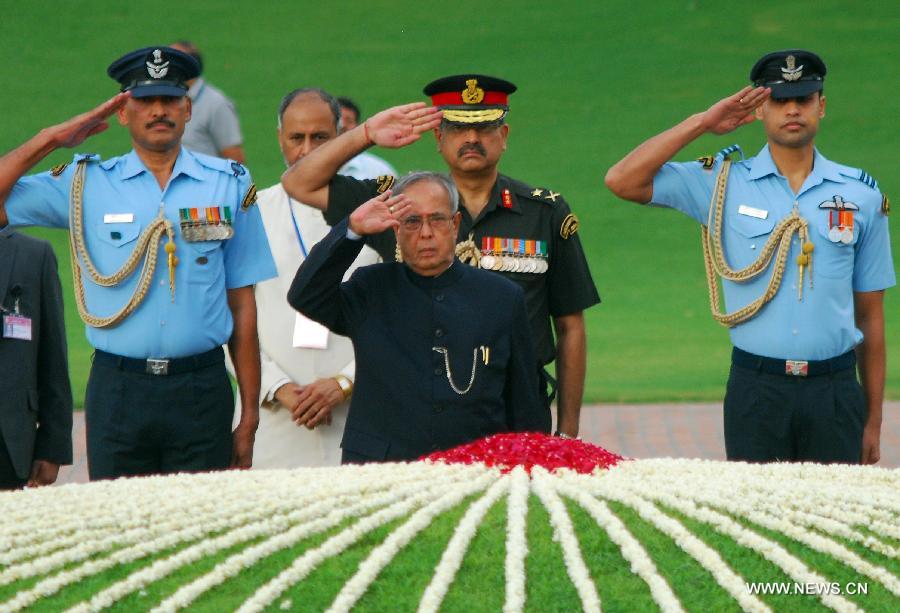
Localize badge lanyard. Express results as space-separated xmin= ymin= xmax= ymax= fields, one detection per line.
xmin=287 ymin=198 xmax=309 ymax=258
xmin=286 ymin=197 xmax=328 ymax=349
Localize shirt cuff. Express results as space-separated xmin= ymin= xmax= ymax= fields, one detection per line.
xmin=263 ymin=377 xmax=292 ymax=408
xmin=346 ymin=226 xmax=363 ymax=241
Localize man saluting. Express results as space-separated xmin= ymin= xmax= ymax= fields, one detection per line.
xmin=288 ymin=171 xmax=549 ymax=462
xmin=282 ymin=75 xmax=600 ymax=439
xmin=0 ymin=47 xmax=276 ymax=479
xmin=605 ymin=50 xmax=894 ymax=464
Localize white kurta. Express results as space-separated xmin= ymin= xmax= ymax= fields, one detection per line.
xmin=232 ymin=183 xmax=380 ymax=467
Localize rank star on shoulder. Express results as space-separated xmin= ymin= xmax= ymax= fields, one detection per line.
xmin=531 ymin=188 xmax=543 ymax=198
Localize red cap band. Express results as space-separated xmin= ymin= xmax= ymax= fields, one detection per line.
xmin=430 ymin=91 xmax=509 ymax=107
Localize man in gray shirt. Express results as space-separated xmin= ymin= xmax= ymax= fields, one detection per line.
xmin=171 ymin=41 xmax=245 ymax=163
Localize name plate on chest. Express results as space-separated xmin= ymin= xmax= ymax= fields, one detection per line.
xmin=737 ymin=205 xmax=769 ymax=220
xmin=103 ymin=213 xmax=134 ymax=224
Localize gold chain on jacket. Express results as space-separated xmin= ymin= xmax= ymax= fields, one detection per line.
xmin=68 ymin=160 xmax=178 ymax=328
xmin=701 ymin=158 xmax=814 ymax=328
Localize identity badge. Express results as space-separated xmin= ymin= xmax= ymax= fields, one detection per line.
xmin=2 ymin=314 xmax=32 ymax=341
xmin=292 ymin=312 xmax=329 ymax=349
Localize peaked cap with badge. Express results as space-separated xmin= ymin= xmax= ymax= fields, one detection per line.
xmin=750 ymin=49 xmax=826 ymax=99
xmin=423 ymin=74 xmax=517 ymax=124
xmin=107 ymin=46 xmax=200 ymax=98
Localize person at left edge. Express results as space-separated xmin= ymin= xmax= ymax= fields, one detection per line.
xmin=0 ymin=46 xmax=277 ymax=480
xmin=0 ymin=229 xmax=73 ymax=489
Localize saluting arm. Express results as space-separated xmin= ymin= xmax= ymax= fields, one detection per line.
xmin=854 ymin=290 xmax=886 ymax=465
xmin=280 ymin=102 xmax=442 ymax=211
xmin=288 ymin=192 xmax=410 ymax=333
xmin=604 ymin=86 xmax=770 ymax=204
xmin=0 ymin=93 xmax=129 ymax=226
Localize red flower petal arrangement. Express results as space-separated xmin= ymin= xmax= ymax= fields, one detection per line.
xmin=422 ymin=432 xmax=625 ymax=474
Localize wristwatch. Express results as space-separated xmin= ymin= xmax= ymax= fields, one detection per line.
xmin=334 ymin=374 xmax=353 ymax=400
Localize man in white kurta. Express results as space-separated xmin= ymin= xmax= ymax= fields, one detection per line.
xmin=232 ymin=88 xmax=379 ymax=467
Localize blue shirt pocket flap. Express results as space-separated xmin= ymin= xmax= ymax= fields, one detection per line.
xmin=95 ymin=222 xmax=140 ymax=247
xmin=727 ymin=212 xmax=775 ymax=238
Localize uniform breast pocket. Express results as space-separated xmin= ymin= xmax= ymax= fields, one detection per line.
xmin=185 ymin=241 xmax=225 ymax=285
xmin=815 ymin=222 xmax=856 ymax=279
xmin=725 ymin=213 xmax=776 ymax=267
xmin=94 ymin=222 xmax=140 ymax=248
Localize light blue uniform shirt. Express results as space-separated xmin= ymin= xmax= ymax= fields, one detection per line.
xmin=652 ymin=144 xmax=895 ymax=360
xmin=6 ymin=148 xmax=277 ymax=358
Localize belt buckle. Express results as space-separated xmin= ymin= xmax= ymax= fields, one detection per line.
xmin=785 ymin=360 xmax=808 ymax=377
xmin=146 ymin=358 xmax=170 ymax=376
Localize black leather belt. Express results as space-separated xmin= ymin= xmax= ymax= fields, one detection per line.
xmin=94 ymin=346 xmax=224 ymax=376
xmin=732 ymin=347 xmax=855 ymax=377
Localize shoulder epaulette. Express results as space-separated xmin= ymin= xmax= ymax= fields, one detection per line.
xmin=512 ymin=180 xmax=563 ymax=205
xmin=190 ymin=152 xmax=242 ymax=175
xmin=74 ymin=153 xmax=100 ymax=164
xmin=858 ymin=169 xmax=879 ymax=191
xmin=834 ymin=164 xmax=881 ymax=192
xmin=716 ymin=144 xmax=742 ymax=160
xmin=697 ymin=144 xmax=742 ymax=169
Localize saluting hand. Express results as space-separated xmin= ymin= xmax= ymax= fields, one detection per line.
xmin=700 ymin=86 xmax=770 ymax=135
xmin=348 ymin=191 xmax=411 ymax=236
xmin=46 ymin=92 xmax=131 ymax=149
xmin=365 ymin=102 xmax=444 ymax=148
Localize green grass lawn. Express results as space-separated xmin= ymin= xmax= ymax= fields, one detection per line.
xmin=1 ymin=0 xmax=897 ymax=405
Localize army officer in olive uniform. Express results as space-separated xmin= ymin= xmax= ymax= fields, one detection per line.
xmin=0 ymin=46 xmax=276 ymax=479
xmin=288 ymin=172 xmax=549 ymax=462
xmin=282 ymin=75 xmax=600 ymax=439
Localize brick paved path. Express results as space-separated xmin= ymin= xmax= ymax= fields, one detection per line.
xmin=57 ymin=402 xmax=900 ymax=484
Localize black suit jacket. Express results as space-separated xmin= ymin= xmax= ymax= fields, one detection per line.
xmin=0 ymin=230 xmax=72 ymax=479
xmin=288 ymin=219 xmax=550 ymax=462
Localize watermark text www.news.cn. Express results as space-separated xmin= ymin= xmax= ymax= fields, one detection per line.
xmin=746 ymin=582 xmax=868 ymax=596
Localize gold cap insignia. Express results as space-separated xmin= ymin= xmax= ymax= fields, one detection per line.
xmin=560 ymin=213 xmax=579 ymax=239
xmin=781 ymin=55 xmax=804 ymax=82
xmin=50 ymin=162 xmax=69 ymax=177
xmin=882 ymin=194 xmax=890 ymax=216
xmin=241 ymin=183 xmax=257 ymax=210
xmin=376 ymin=174 xmax=395 ymax=194
xmin=461 ymin=79 xmax=485 ymax=105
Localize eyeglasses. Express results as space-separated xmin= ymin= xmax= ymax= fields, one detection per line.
xmin=399 ymin=214 xmax=454 ymax=233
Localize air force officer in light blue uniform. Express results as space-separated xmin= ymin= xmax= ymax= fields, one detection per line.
xmin=0 ymin=46 xmax=276 ymax=479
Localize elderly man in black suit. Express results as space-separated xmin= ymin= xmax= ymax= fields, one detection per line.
xmin=0 ymin=229 xmax=72 ymax=489
xmin=288 ymin=171 xmax=549 ymax=463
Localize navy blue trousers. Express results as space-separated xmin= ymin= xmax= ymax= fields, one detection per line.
xmin=85 ymin=355 xmax=233 ymax=480
xmin=724 ymin=363 xmax=865 ymax=463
